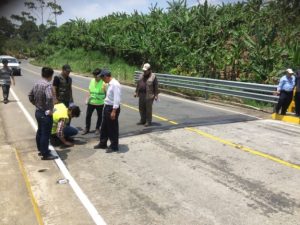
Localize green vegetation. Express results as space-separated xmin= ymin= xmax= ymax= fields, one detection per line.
xmin=37 ymin=0 xmax=299 ymax=84
xmin=1 ymin=0 xmax=300 ymax=85
xmin=33 ymin=48 xmax=138 ymax=81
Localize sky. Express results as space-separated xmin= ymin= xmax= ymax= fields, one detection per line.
xmin=0 ymin=0 xmax=241 ymax=26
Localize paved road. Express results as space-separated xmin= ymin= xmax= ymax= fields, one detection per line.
xmin=1 ymin=60 xmax=300 ymax=225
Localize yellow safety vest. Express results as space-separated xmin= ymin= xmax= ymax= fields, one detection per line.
xmin=89 ymin=79 xmax=105 ymax=105
xmin=51 ymin=103 xmax=69 ymax=134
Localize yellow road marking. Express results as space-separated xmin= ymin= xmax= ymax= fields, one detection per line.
xmin=121 ymin=103 xmax=139 ymax=112
xmin=14 ymin=148 xmax=44 ymax=225
xmin=24 ymin=67 xmax=300 ymax=170
xmin=185 ymin=127 xmax=300 ymax=170
xmin=73 ymin=84 xmax=300 ymax=171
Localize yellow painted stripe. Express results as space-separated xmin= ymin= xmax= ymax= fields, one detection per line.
xmin=272 ymin=113 xmax=300 ymax=125
xmin=73 ymin=85 xmax=88 ymax=93
xmin=186 ymin=127 xmax=300 ymax=170
xmin=14 ymin=148 xmax=44 ymax=225
xmin=121 ymin=103 xmax=139 ymax=112
xmin=153 ymin=114 xmax=169 ymax=121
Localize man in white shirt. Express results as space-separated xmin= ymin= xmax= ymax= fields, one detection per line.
xmin=94 ymin=69 xmax=121 ymax=152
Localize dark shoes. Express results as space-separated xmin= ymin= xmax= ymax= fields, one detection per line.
xmin=106 ymin=146 xmax=119 ymax=153
xmin=41 ymin=152 xmax=58 ymax=160
xmin=82 ymin=128 xmax=89 ymax=135
xmin=144 ymin=122 xmax=152 ymax=127
xmin=3 ymin=99 xmax=8 ymax=104
xmin=137 ymin=121 xmax=152 ymax=127
xmin=94 ymin=143 xmax=108 ymax=149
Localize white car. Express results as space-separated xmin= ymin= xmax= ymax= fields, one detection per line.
xmin=0 ymin=55 xmax=21 ymax=76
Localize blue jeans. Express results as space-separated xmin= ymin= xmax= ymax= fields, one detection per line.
xmin=35 ymin=110 xmax=53 ymax=155
xmin=63 ymin=125 xmax=78 ymax=138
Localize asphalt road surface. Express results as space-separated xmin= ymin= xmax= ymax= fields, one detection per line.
xmin=1 ymin=60 xmax=300 ymax=225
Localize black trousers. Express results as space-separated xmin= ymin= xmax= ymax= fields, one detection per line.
xmin=138 ymin=93 xmax=154 ymax=123
xmin=85 ymin=104 xmax=103 ymax=130
xmin=295 ymin=92 xmax=300 ymax=115
xmin=99 ymin=105 xmax=120 ymax=149
xmin=275 ymin=90 xmax=293 ymax=115
xmin=2 ymin=84 xmax=10 ymax=100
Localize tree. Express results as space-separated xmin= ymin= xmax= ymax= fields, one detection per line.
xmin=24 ymin=0 xmax=63 ymax=26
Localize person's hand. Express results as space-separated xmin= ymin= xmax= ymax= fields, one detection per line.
xmin=111 ymin=110 xmax=116 ymax=120
xmin=274 ymin=91 xmax=280 ymax=96
xmin=154 ymin=96 xmax=158 ymax=101
xmin=53 ymin=98 xmax=59 ymax=104
xmin=134 ymin=93 xmax=137 ymax=98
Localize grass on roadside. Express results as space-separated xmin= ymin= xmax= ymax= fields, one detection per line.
xmin=32 ymin=48 xmax=138 ymax=83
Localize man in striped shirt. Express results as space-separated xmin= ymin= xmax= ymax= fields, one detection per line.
xmin=29 ymin=67 xmax=58 ymax=160
xmin=0 ymin=59 xmax=15 ymax=104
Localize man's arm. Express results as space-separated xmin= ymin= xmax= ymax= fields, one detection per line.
xmin=56 ymin=119 xmax=73 ymax=146
xmin=111 ymin=84 xmax=121 ymax=120
xmin=153 ymin=76 xmax=159 ymax=100
xmin=69 ymin=78 xmax=74 ymax=103
xmin=10 ymin=75 xmax=15 ymax=86
xmin=52 ymin=76 xmax=59 ymax=104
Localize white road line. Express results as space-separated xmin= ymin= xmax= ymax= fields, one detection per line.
xmin=10 ymin=88 xmax=107 ymax=225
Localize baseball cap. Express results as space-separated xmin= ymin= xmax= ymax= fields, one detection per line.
xmin=100 ymin=69 xmax=111 ymax=77
xmin=142 ymin=63 xmax=151 ymax=71
xmin=286 ymin=68 xmax=294 ymax=74
xmin=2 ymin=59 xmax=8 ymax=64
xmin=62 ymin=64 xmax=72 ymax=72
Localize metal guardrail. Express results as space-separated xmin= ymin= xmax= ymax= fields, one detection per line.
xmin=134 ymin=71 xmax=279 ymax=104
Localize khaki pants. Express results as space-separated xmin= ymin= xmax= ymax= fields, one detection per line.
xmin=138 ymin=93 xmax=154 ymax=123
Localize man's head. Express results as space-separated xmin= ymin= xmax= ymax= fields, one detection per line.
xmin=286 ymin=68 xmax=294 ymax=77
xmin=93 ymin=68 xmax=102 ymax=81
xmin=2 ymin=59 xmax=8 ymax=66
xmin=41 ymin=67 xmax=54 ymax=81
xmin=99 ymin=69 xmax=112 ymax=83
xmin=62 ymin=64 xmax=71 ymax=76
xmin=142 ymin=63 xmax=151 ymax=76
xmin=68 ymin=105 xmax=81 ymax=118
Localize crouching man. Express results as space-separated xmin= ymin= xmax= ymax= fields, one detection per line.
xmin=50 ymin=103 xmax=81 ymax=147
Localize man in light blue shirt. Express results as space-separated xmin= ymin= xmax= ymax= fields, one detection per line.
xmin=275 ymin=68 xmax=295 ymax=115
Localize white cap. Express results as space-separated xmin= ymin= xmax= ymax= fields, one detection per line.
xmin=286 ymin=68 xmax=294 ymax=74
xmin=142 ymin=63 xmax=151 ymax=71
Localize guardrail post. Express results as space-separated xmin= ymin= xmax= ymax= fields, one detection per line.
xmin=204 ymin=80 xmax=208 ymax=100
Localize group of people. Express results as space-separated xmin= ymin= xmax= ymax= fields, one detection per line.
xmin=29 ymin=62 xmax=158 ymax=160
xmin=275 ymin=68 xmax=300 ymax=116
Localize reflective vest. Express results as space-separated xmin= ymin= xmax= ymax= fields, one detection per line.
xmin=51 ymin=103 xmax=69 ymax=134
xmin=88 ymin=78 xmax=105 ymax=105
xmin=56 ymin=74 xmax=72 ymax=103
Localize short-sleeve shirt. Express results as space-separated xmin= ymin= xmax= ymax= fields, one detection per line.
xmin=0 ymin=67 xmax=13 ymax=85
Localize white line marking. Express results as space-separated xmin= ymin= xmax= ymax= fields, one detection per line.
xmin=10 ymin=88 xmax=107 ymax=225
